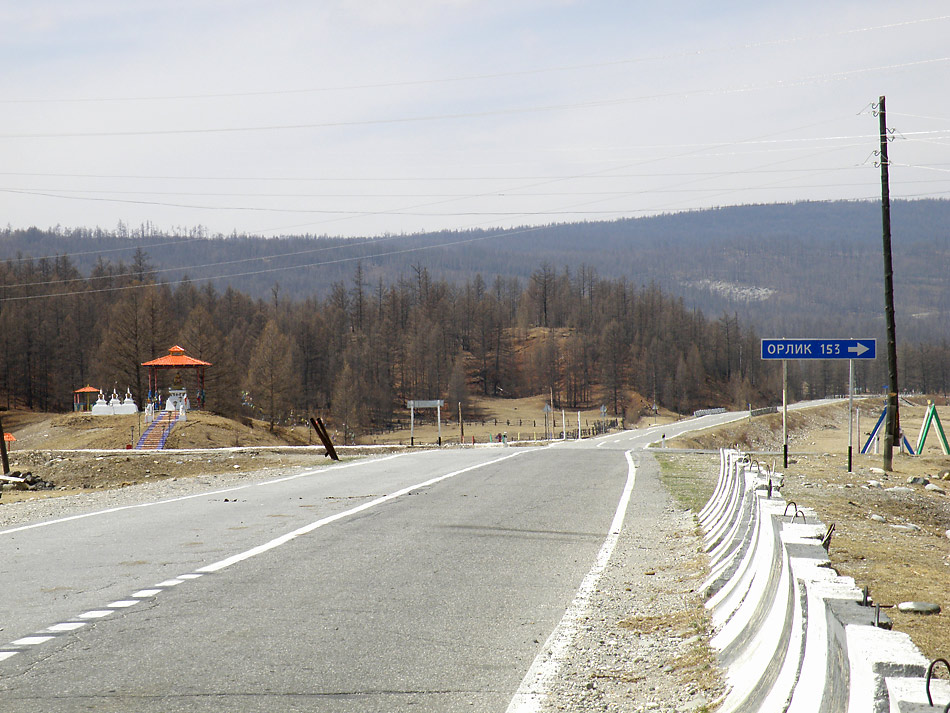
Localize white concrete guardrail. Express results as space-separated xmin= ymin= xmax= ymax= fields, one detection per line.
xmin=699 ymin=449 xmax=950 ymax=712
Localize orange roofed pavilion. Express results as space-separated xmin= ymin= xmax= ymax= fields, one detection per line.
xmin=73 ymin=385 xmax=100 ymax=412
xmin=142 ymin=346 xmax=212 ymax=409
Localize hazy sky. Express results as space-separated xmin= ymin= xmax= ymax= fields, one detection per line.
xmin=2 ymin=1 xmax=950 ymax=238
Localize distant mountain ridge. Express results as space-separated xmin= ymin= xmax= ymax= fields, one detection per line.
xmin=3 ymin=199 xmax=949 ymax=340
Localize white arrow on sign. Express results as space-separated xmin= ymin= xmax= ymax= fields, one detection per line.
xmin=849 ymin=342 xmax=870 ymax=357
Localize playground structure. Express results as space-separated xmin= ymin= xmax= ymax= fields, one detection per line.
xmin=915 ymin=400 xmax=950 ymax=455
xmin=860 ymin=401 xmax=950 ymax=456
xmin=861 ymin=406 xmax=916 ymax=455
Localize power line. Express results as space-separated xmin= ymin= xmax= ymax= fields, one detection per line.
xmin=3 ymin=58 xmax=948 ymax=140
xmin=3 ymin=14 xmax=947 ymax=105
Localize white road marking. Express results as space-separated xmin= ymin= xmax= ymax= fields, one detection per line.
xmin=46 ymin=623 xmax=86 ymax=632
xmin=197 ymin=450 xmax=526 ymax=574
xmin=107 ymin=600 xmax=140 ymax=608
xmin=10 ymin=636 xmax=54 ymax=646
xmin=506 ymin=449 xmax=638 ymax=713
xmin=1 ymin=450 xmax=527 ymax=666
xmin=0 ymin=453 xmax=408 ymax=537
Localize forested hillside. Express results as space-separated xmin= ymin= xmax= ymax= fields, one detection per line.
xmin=2 ymin=199 xmax=949 ymax=427
xmin=0 ymin=251 xmax=785 ymax=426
xmin=3 ymin=199 xmax=950 ymax=343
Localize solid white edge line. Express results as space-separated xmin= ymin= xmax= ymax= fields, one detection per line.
xmin=0 ymin=453 xmax=410 ymax=537
xmin=197 ymin=449 xmax=526 ymax=574
xmin=505 ymin=449 xmax=638 ymax=713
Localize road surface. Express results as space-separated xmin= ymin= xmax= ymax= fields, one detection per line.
xmin=0 ymin=411 xmax=744 ymax=712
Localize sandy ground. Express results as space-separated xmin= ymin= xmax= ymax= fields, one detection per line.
xmin=668 ymin=396 xmax=950 ymax=664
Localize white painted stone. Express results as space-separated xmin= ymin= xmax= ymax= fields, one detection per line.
xmin=897 ymin=601 xmax=941 ymax=614
xmin=869 ymin=514 xmax=886 ymax=523
xmin=925 ymin=483 xmax=945 ymax=494
xmin=890 ymin=523 xmax=921 ymax=533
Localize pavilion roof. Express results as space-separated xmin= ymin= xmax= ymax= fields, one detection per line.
xmin=74 ymin=385 xmax=100 ymax=393
xmin=142 ymin=345 xmax=212 ymax=368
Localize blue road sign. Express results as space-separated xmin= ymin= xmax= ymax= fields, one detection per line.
xmin=761 ymin=339 xmax=876 ymax=360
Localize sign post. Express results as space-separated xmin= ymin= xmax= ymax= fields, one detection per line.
xmin=407 ymin=400 xmax=445 ymax=447
xmin=761 ymin=339 xmax=876 ymax=470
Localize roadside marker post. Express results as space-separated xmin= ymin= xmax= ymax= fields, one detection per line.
xmin=761 ymin=339 xmax=877 ymax=471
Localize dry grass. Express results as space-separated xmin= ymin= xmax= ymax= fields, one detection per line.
xmin=620 ymin=600 xmax=725 ymax=705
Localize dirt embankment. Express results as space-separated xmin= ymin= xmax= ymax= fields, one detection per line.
xmin=0 ymin=410 xmax=333 ymax=501
xmin=670 ymin=398 xmax=950 ymax=663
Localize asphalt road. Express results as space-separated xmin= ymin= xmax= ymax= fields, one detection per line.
xmin=0 ymin=411 xmax=745 ymax=712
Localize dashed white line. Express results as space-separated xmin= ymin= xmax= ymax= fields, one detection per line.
xmin=45 ymin=623 xmax=86 ymax=632
xmin=1 ymin=450 xmax=526 ymax=666
xmin=10 ymin=636 xmax=54 ymax=646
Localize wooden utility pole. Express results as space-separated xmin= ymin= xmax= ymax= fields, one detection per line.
xmin=878 ymin=95 xmax=900 ymax=471
xmin=0 ymin=416 xmax=9 ymax=475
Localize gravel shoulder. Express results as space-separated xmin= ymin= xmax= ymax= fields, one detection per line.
xmin=536 ymin=450 xmax=724 ymax=713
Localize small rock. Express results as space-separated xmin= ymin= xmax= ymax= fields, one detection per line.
xmin=870 ymin=467 xmax=886 ymax=475
xmin=890 ymin=523 xmax=921 ymax=533
xmin=869 ymin=514 xmax=887 ymax=523
xmin=897 ymin=601 xmax=941 ymax=614
xmin=907 ymin=476 xmax=929 ymax=485
xmin=886 ymin=486 xmax=914 ymax=494
xmin=925 ymin=483 xmax=945 ymax=494
xmin=867 ymin=480 xmax=884 ymax=489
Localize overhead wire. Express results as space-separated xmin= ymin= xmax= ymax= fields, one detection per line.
xmin=2 ymin=59 xmax=949 ymax=140
xmin=2 ymin=13 xmax=948 ymax=105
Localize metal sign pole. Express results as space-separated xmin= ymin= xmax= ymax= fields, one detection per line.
xmin=783 ymin=359 xmax=788 ymax=469
xmin=410 ymin=403 xmax=415 ymax=447
xmin=848 ymin=358 xmax=854 ymax=472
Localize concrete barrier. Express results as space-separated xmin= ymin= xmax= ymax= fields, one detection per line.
xmin=700 ymin=449 xmax=944 ymax=712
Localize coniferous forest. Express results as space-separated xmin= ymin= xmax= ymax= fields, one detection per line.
xmin=4 ymin=199 xmax=950 ymax=431
xmin=0 ymin=249 xmax=781 ymax=426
